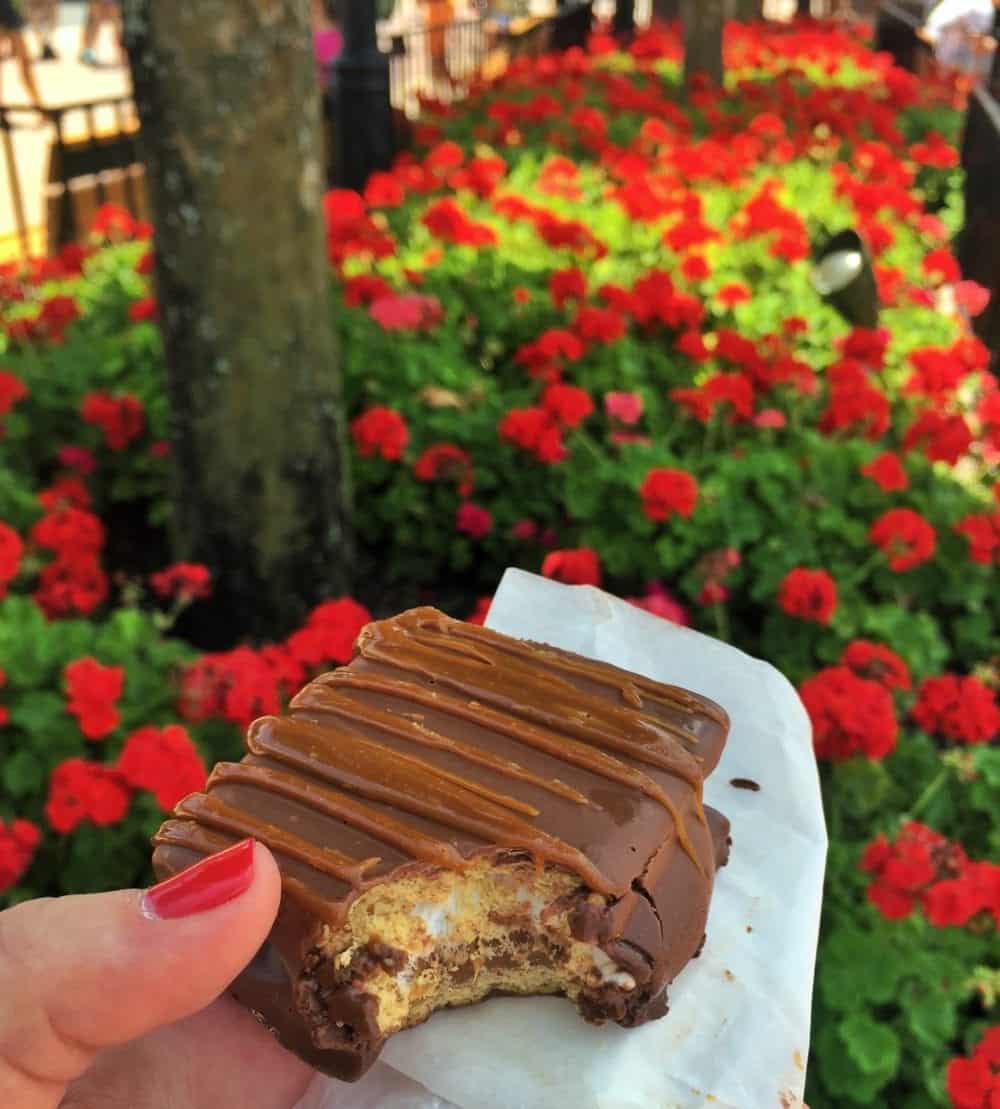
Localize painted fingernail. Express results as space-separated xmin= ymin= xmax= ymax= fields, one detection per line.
xmin=142 ymin=838 xmax=256 ymax=920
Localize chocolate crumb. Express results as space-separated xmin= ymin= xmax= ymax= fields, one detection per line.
xmin=730 ymin=777 xmax=761 ymax=792
xmin=746 ymin=925 xmax=753 ymax=933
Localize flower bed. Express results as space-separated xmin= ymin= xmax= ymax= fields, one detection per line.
xmin=0 ymin=19 xmax=997 ymax=1108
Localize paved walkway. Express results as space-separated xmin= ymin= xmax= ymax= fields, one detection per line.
xmin=1 ymin=3 xmax=129 ymax=258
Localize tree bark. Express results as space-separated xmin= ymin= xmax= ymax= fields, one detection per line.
xmin=682 ymin=0 xmax=725 ymax=87
xmin=652 ymin=0 xmax=681 ymax=21
xmin=123 ymin=0 xmax=353 ymax=645
xmin=730 ymin=0 xmax=764 ymax=20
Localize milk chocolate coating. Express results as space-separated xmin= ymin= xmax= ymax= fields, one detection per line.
xmin=152 ymin=608 xmax=730 ymax=1081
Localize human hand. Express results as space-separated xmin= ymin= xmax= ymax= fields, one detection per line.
xmin=0 ymin=839 xmax=314 ymax=1109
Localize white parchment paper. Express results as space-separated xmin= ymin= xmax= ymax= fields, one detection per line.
xmin=298 ymin=570 xmax=826 ymax=1109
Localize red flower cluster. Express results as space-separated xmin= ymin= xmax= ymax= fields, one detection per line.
xmin=541 ymin=548 xmax=601 ymax=586
xmin=414 ymin=443 xmax=474 ymax=497
xmin=323 ymin=189 xmax=396 ymax=266
xmin=912 ymin=674 xmax=999 ymax=745
xmin=947 ymin=1027 xmax=1000 ymax=1109
xmin=456 ymin=501 xmax=492 ymax=540
xmin=819 ymin=360 xmax=889 ymax=440
xmin=150 ymin=562 xmax=212 ymax=602
xmin=45 ymin=757 xmax=131 ymax=833
xmin=869 ymin=508 xmax=936 ymax=571
xmin=840 ymin=639 xmax=911 ymax=691
xmin=954 ymin=512 xmax=1000 ymax=565
xmin=542 ymin=383 xmax=594 ymax=428
xmin=30 ymin=506 xmax=108 ymax=617
xmin=672 ymin=371 xmax=756 ymax=424
xmin=422 ymin=198 xmax=497 ymax=247
xmin=64 ymin=657 xmax=125 ymax=740
xmin=799 ymin=666 xmax=898 ymax=760
xmin=0 ymin=521 xmax=23 ymax=597
xmin=117 ymin=724 xmax=207 ymax=811
xmin=550 ymin=267 xmax=586 ymax=309
xmin=860 ymin=451 xmax=908 ymax=492
xmin=128 ymin=296 xmax=158 ymax=323
xmin=369 ymin=292 xmax=443 ymax=332
xmin=640 ymin=468 xmax=699 ymax=523
xmin=861 ymin=822 xmax=1000 ymax=929
xmin=181 ymin=597 xmax=371 ymax=728
xmin=778 ymin=568 xmax=838 ymax=625
xmin=498 ymin=406 xmax=566 ymax=463
xmin=904 ymin=409 xmax=973 ymax=465
xmin=0 ymin=818 xmax=41 ymax=893
xmin=350 ymin=406 xmax=409 ymax=461
xmin=81 ymin=391 xmax=145 ymax=451
xmin=0 ymin=369 xmax=28 ymax=417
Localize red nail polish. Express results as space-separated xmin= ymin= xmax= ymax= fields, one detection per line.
xmin=142 ymin=838 xmax=255 ymax=920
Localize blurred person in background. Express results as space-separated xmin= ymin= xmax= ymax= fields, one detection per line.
xmin=313 ymin=0 xmax=343 ymax=83
xmin=79 ymin=0 xmax=123 ymax=66
xmin=26 ymin=0 xmax=58 ymax=61
xmin=0 ymin=0 xmax=45 ymax=111
xmin=919 ymin=0 xmax=998 ymax=81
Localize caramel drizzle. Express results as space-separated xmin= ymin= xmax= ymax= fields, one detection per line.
xmin=316 ymin=670 xmax=705 ymax=871
xmin=174 ymin=792 xmax=381 ymax=885
xmin=291 ymin=683 xmax=591 ymax=807
xmin=153 ymin=819 xmax=346 ymax=921
xmin=248 ymin=715 xmax=619 ymax=894
xmin=352 ymin=624 xmax=703 ymax=786
xmin=210 ymin=761 xmax=468 ymax=870
xmin=163 ymin=609 xmax=721 ymax=899
xmin=440 ymin=615 xmax=728 ymax=733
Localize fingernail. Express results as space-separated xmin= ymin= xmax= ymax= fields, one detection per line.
xmin=142 ymin=838 xmax=255 ymax=920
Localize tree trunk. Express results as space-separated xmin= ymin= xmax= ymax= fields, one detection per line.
xmin=682 ymin=0 xmax=725 ymax=87
xmin=123 ymin=0 xmax=354 ymax=645
xmin=652 ymin=0 xmax=681 ymax=21
xmin=730 ymin=0 xmax=764 ymax=20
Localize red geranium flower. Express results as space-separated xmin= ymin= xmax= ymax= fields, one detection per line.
xmin=840 ymin=640 xmax=911 ymax=691
xmin=574 ymin=305 xmax=626 ymax=345
xmin=369 ymin=293 xmax=443 ymax=332
xmin=456 ymin=501 xmax=492 ymax=540
xmin=604 ymin=392 xmax=643 ymax=425
xmin=80 ymin=392 xmax=145 ymax=451
xmin=414 ymin=443 xmax=474 ymax=496
xmin=128 ymin=296 xmax=158 ymax=323
xmin=422 ymin=198 xmax=497 ymax=247
xmin=64 ymin=657 xmax=125 ymax=740
xmin=717 ymin=282 xmax=752 ymax=307
xmin=150 ymin=562 xmax=212 ymax=602
xmin=861 ymin=452 xmax=908 ymax=492
xmin=116 ymin=724 xmax=208 ymax=811
xmin=947 ymin=1026 xmax=1000 ymax=1109
xmin=465 ymin=596 xmax=493 ymax=626
xmin=954 ymin=513 xmax=1000 ymax=565
xmin=498 ymin=407 xmax=566 ymax=463
xmin=542 ymin=383 xmax=594 ymax=428
xmin=799 ymin=666 xmax=898 ymax=760
xmin=869 ymin=508 xmax=936 ymax=571
xmin=912 ymin=674 xmax=999 ymax=745
xmin=45 ymin=757 xmax=130 ymax=833
xmin=541 ymin=548 xmax=601 ymax=586
xmin=38 ymin=475 xmax=91 ymax=512
xmin=778 ymin=568 xmax=838 ymax=625
xmin=0 ymin=522 xmax=23 ymax=597
xmin=903 ymin=410 xmax=973 ymax=465
xmin=640 ymin=468 xmax=699 ymax=522
xmin=57 ymin=445 xmax=96 ymax=475
xmin=350 ymin=406 xmax=409 ymax=461
xmin=0 ymin=818 xmax=41 ymax=892
xmin=549 ymin=267 xmax=587 ymax=309
xmin=0 ymin=370 xmax=28 ymax=416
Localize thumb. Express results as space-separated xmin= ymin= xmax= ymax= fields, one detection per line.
xmin=0 ymin=838 xmax=280 ymax=1106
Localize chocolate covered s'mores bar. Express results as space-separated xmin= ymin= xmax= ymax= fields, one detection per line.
xmin=153 ymin=608 xmax=730 ymax=1081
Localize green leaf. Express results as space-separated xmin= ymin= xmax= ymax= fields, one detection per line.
xmin=1 ymin=749 xmax=45 ymax=798
xmin=839 ymin=1013 xmax=901 ymax=1080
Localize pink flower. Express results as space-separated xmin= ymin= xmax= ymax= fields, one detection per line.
xmin=604 ymin=391 xmax=644 ymax=425
xmin=511 ymin=519 xmax=538 ymax=541
xmin=57 ymin=446 xmax=96 ymax=475
xmin=626 ymin=582 xmax=689 ymax=625
xmin=753 ymin=408 xmax=786 ymax=429
xmin=369 ymin=293 xmax=443 ymax=332
xmin=456 ymin=502 xmax=492 ymax=540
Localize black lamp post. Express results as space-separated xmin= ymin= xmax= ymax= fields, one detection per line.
xmin=811 ymin=229 xmax=880 ymax=329
xmin=331 ymin=0 xmax=395 ymax=190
